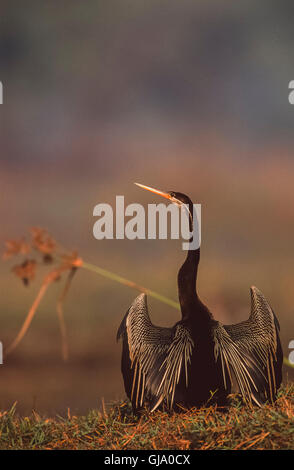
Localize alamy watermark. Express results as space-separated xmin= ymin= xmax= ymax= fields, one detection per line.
xmin=288 ymin=80 xmax=294 ymax=104
xmin=93 ymin=196 xmax=201 ymax=250
xmin=289 ymin=340 xmax=294 ymax=365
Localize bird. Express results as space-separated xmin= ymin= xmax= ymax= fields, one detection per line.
xmin=117 ymin=183 xmax=283 ymax=413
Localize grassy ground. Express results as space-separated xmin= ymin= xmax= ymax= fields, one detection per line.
xmin=0 ymin=384 xmax=293 ymax=450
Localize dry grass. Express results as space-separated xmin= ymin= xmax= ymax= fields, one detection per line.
xmin=0 ymin=385 xmax=293 ymax=450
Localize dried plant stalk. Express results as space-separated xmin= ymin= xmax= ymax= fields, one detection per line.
xmin=5 ymin=271 xmax=60 ymax=357
xmin=56 ymin=268 xmax=77 ymax=362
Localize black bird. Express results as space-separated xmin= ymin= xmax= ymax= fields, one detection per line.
xmin=117 ymin=184 xmax=283 ymax=412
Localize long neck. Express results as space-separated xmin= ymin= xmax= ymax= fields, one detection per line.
xmin=177 ymin=203 xmax=200 ymax=320
xmin=177 ymin=246 xmax=200 ymax=320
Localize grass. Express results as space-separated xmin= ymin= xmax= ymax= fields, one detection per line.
xmin=0 ymin=384 xmax=293 ymax=450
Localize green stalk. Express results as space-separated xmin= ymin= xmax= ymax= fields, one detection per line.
xmin=283 ymin=357 xmax=294 ymax=368
xmin=81 ymin=261 xmax=180 ymax=310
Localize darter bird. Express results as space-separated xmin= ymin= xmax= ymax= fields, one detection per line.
xmin=117 ymin=184 xmax=283 ymax=412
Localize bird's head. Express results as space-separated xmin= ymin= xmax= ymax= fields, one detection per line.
xmin=134 ymin=183 xmax=193 ymax=211
xmin=135 ymin=183 xmax=199 ymax=249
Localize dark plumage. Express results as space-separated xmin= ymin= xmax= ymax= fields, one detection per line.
xmin=117 ymin=187 xmax=283 ymax=412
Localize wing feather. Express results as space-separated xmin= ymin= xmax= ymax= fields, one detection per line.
xmin=117 ymin=293 xmax=194 ymax=411
xmin=213 ymin=286 xmax=283 ymax=405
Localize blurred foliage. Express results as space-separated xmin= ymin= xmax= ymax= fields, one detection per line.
xmin=1 ymin=1 xmax=294 ymax=165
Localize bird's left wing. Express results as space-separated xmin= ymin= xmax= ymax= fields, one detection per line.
xmin=213 ymin=286 xmax=283 ymax=406
xmin=117 ymin=293 xmax=194 ymax=411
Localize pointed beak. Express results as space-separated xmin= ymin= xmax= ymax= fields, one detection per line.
xmin=134 ymin=183 xmax=173 ymax=202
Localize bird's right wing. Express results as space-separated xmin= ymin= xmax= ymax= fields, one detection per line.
xmin=117 ymin=293 xmax=194 ymax=411
xmin=213 ymin=286 xmax=283 ymax=405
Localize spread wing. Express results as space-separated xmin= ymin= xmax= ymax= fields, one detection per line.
xmin=117 ymin=293 xmax=194 ymax=411
xmin=213 ymin=286 xmax=283 ymax=405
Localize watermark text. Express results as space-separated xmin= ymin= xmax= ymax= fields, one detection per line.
xmin=93 ymin=197 xmax=201 ymax=250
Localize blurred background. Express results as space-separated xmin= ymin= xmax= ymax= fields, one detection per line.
xmin=0 ymin=0 xmax=294 ymax=415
